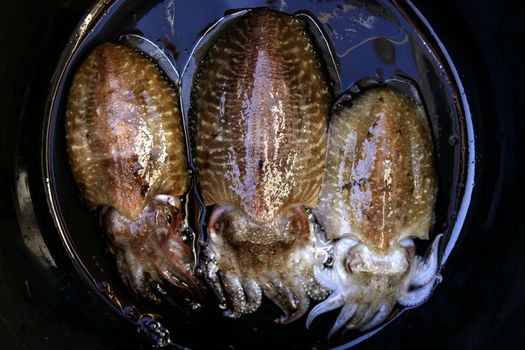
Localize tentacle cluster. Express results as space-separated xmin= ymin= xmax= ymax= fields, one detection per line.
xmin=104 ymin=195 xmax=200 ymax=303
xmin=307 ymin=234 xmax=442 ymax=336
xmin=203 ymin=212 xmax=329 ymax=323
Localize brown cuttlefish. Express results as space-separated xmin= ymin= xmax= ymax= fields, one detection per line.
xmin=66 ymin=43 xmax=200 ymax=303
xmin=308 ymin=86 xmax=442 ymax=336
xmin=191 ymin=9 xmax=332 ymax=322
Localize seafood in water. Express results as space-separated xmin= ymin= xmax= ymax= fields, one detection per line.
xmin=308 ymin=86 xmax=441 ymax=336
xmin=63 ymin=7 xmax=444 ymax=337
xmin=66 ymin=43 xmax=200 ymax=302
xmin=192 ymin=9 xmax=331 ymax=322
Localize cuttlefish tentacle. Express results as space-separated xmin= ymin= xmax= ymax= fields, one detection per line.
xmin=309 ymin=86 xmax=440 ymax=335
xmin=66 ymin=42 xmax=201 ymax=303
xmin=192 ymin=8 xmax=331 ymax=321
xmin=309 ymin=233 xmax=442 ymax=336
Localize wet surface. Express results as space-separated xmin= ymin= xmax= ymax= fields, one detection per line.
xmin=0 ymin=0 xmax=524 ymax=349
xmin=44 ymin=0 xmax=474 ymax=347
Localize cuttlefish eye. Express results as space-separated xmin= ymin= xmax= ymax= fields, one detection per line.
xmin=164 ymin=207 xmax=173 ymax=226
xmin=275 ymin=207 xmax=310 ymax=242
xmin=212 ymin=208 xmax=249 ymax=235
xmin=208 ymin=206 xmax=252 ymax=249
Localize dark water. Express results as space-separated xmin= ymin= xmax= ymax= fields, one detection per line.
xmin=43 ymin=0 xmax=474 ymax=348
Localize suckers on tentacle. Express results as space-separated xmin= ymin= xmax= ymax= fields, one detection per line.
xmin=66 ymin=43 xmax=201 ymax=303
xmin=191 ymin=9 xmax=332 ymax=322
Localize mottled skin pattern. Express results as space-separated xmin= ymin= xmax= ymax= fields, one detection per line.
xmin=316 ymin=87 xmax=436 ymax=252
xmin=66 ymin=43 xmax=200 ymax=302
xmin=66 ymin=43 xmax=187 ymax=218
xmin=308 ymin=87 xmax=441 ymax=335
xmin=192 ymin=9 xmax=331 ymax=321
